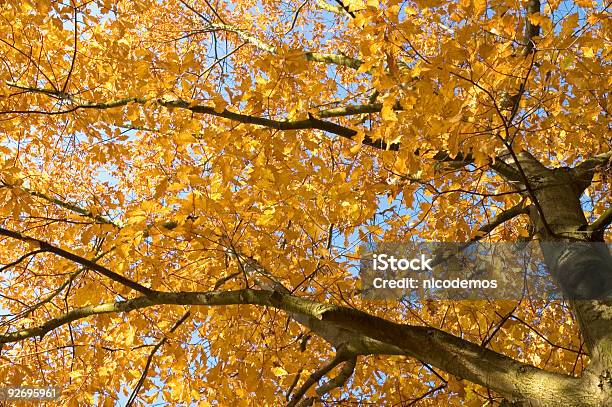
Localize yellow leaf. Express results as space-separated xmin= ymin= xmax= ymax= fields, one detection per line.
xmin=367 ymin=225 xmax=384 ymax=235
xmin=393 ymin=157 xmax=407 ymax=174
xmin=561 ymin=13 xmax=579 ymax=36
xmin=582 ymin=47 xmax=595 ymax=58
xmin=213 ymin=96 xmax=227 ymax=113
xmin=350 ymin=132 xmax=365 ymax=154
xmin=271 ymin=366 xmax=288 ymax=376
xmin=517 ymin=227 xmax=530 ymax=237
xmin=381 ymin=98 xmax=397 ymax=121
xmin=474 ymin=0 xmax=486 ymax=16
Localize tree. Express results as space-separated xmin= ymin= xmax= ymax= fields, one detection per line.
xmin=0 ymin=0 xmax=610 ymax=405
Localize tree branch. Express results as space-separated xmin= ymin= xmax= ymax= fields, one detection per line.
xmin=0 ymin=181 xmax=119 ymax=227
xmin=0 ymin=247 xmax=113 ymax=329
xmin=316 ymin=0 xmax=353 ymax=16
xmin=0 ymin=249 xmax=45 ymax=273
xmin=287 ymin=349 xmax=351 ymax=407
xmin=472 ymin=202 xmax=531 ymax=242
xmin=1 ymin=83 xmax=567 ymax=182
xmin=62 ymin=2 xmax=78 ymax=93
xmin=302 ymin=355 xmax=357 ymax=406
xmin=303 ymin=52 xmax=362 ymax=70
xmin=0 ymin=296 xmax=155 ymax=343
xmin=317 ymin=102 xmax=383 ymax=118
xmin=587 ymin=207 xmax=612 ymax=236
xmin=573 ymin=151 xmax=611 ymax=180
xmin=3 ymin=83 xmax=398 ymax=150
xmin=333 ymin=0 xmax=356 ymax=18
xmin=430 ymin=202 xmax=531 ymax=268
xmin=189 ymin=22 xmax=365 ymax=70
xmin=0 ymin=288 xmax=583 ymax=405
xmin=0 ymin=227 xmax=155 ymax=296
xmin=125 ymin=311 xmax=191 ymax=407
xmin=524 ymin=0 xmax=541 ymax=55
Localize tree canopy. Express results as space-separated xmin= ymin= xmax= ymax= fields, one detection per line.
xmin=0 ymin=0 xmax=610 ymax=405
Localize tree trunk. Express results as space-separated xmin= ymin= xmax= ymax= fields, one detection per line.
xmin=517 ymin=152 xmax=612 ymax=405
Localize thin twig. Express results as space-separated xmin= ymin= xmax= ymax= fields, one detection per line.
xmin=62 ymin=1 xmax=78 ymax=93
xmin=125 ymin=311 xmax=191 ymax=406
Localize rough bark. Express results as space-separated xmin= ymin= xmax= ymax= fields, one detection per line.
xmin=508 ymin=152 xmax=612 ymax=406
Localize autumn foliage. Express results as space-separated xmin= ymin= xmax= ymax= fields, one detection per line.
xmin=0 ymin=0 xmax=610 ymax=406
